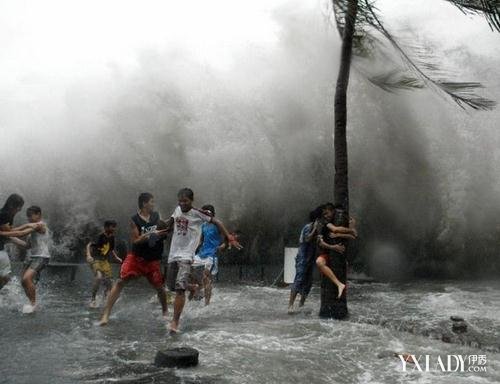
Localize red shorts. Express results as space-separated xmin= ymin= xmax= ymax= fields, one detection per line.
xmin=120 ymin=254 xmax=164 ymax=289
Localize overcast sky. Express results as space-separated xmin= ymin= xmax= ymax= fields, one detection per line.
xmin=1 ymin=0 xmax=498 ymax=77
xmin=0 ymin=0 xmax=498 ymax=139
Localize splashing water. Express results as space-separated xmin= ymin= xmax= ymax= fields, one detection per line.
xmin=1 ymin=267 xmax=499 ymax=383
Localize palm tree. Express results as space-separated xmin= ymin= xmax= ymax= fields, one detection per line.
xmin=320 ymin=0 xmax=500 ymax=318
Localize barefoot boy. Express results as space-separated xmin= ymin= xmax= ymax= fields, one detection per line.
xmin=192 ymin=204 xmax=233 ymax=306
xmin=10 ymin=206 xmax=51 ymax=312
xmin=316 ymin=203 xmax=357 ymax=299
xmin=99 ymin=193 xmax=169 ymax=326
xmin=166 ymin=188 xmax=242 ymax=332
xmin=86 ymin=220 xmax=122 ymax=308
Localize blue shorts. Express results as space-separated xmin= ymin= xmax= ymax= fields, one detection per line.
xmin=292 ymin=244 xmax=315 ymax=296
xmin=193 ymin=254 xmax=218 ymax=276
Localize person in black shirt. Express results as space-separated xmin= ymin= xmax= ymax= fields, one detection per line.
xmin=0 ymin=194 xmax=41 ymax=290
xmin=86 ymin=220 xmax=122 ymax=308
xmin=316 ymin=203 xmax=357 ymax=299
xmin=99 ymin=193 xmax=170 ymax=326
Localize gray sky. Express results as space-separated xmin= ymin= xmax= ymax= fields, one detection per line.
xmin=1 ymin=0 xmax=498 ymax=83
xmin=380 ymin=0 xmax=500 ymax=58
xmin=0 ymin=0 xmax=498 ymax=143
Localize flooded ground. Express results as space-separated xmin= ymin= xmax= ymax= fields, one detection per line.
xmin=1 ymin=268 xmax=499 ymax=384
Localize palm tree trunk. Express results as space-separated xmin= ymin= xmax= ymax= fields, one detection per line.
xmin=319 ymin=0 xmax=358 ymax=319
xmin=334 ymin=0 xmax=357 ymax=212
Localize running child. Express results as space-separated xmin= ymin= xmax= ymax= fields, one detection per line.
xmin=316 ymin=203 xmax=357 ymax=299
xmin=10 ymin=206 xmax=51 ymax=313
xmin=0 ymin=194 xmax=41 ymax=291
xmin=86 ymin=220 xmax=122 ymax=308
xmin=99 ymin=193 xmax=169 ymax=326
xmin=166 ymin=188 xmax=242 ymax=333
xmin=192 ymin=204 xmax=235 ymax=306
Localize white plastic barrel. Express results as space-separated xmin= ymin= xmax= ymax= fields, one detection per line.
xmin=284 ymin=247 xmax=298 ymax=284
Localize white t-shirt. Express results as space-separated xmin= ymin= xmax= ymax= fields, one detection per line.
xmin=27 ymin=222 xmax=51 ymax=258
xmin=168 ymin=207 xmax=212 ymax=263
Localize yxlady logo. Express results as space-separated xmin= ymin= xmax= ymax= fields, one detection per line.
xmin=398 ymin=354 xmax=487 ymax=373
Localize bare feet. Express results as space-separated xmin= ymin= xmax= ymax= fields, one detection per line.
xmin=98 ymin=315 xmax=109 ymax=326
xmin=22 ymin=304 xmax=37 ymax=314
xmin=89 ymin=300 xmax=98 ymax=308
xmin=168 ymin=320 xmax=179 ymax=334
xmin=337 ymin=283 xmax=345 ymax=299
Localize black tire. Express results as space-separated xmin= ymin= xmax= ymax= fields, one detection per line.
xmin=154 ymin=347 xmax=199 ymax=368
xmin=452 ymin=322 xmax=468 ymax=334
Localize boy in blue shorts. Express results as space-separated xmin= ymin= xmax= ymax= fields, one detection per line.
xmin=192 ymin=204 xmax=228 ymax=305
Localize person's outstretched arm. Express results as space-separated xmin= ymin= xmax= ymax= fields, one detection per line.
xmin=9 ymin=237 xmax=28 ymax=248
xmin=0 ymin=225 xmax=38 ymax=238
xmin=211 ymin=218 xmax=243 ymax=250
xmin=10 ymin=223 xmax=36 ymax=231
xmin=130 ymin=221 xmax=151 ymax=245
xmin=36 ymin=222 xmax=47 ymax=234
xmin=112 ymin=250 xmax=122 ymax=263
xmin=330 ymin=232 xmax=356 ymax=240
xmin=326 ymin=223 xmax=357 ymax=237
xmin=217 ymin=240 xmax=227 ymax=253
xmin=157 ymin=217 xmax=174 ymax=239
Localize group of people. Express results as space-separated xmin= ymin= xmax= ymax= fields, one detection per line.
xmin=0 ymin=194 xmax=50 ymax=313
xmin=288 ymin=203 xmax=357 ymax=313
xmin=97 ymin=188 xmax=242 ymax=332
xmin=1 ymin=190 xmax=357 ymax=329
xmin=0 ymin=188 xmax=242 ymax=332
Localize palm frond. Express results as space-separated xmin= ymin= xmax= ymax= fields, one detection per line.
xmin=438 ymin=81 xmax=497 ymax=109
xmin=447 ymin=0 xmax=500 ymax=32
xmin=361 ymin=0 xmax=497 ymax=110
xmin=367 ymin=70 xmax=424 ymax=92
xmin=330 ymin=0 xmax=497 ymax=110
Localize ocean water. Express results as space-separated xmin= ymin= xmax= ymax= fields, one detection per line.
xmin=0 ymin=270 xmax=499 ymax=384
